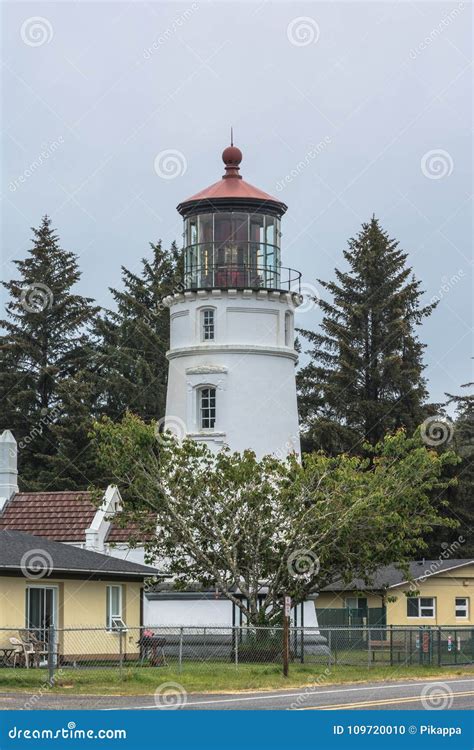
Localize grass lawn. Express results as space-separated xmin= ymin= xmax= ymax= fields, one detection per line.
xmin=0 ymin=663 xmax=472 ymax=695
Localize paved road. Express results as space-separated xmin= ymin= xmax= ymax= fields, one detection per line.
xmin=0 ymin=678 xmax=473 ymax=711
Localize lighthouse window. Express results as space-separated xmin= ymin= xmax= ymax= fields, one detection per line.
xmin=202 ymin=309 xmax=215 ymax=341
xmin=199 ymin=387 xmax=216 ymax=429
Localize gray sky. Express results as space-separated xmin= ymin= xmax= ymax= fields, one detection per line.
xmin=2 ymin=1 xmax=472 ymax=407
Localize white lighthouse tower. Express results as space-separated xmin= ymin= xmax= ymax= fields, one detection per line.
xmin=164 ymin=141 xmax=302 ymax=458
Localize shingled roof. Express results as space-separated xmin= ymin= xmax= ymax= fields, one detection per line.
xmin=322 ymin=559 xmax=474 ymax=592
xmin=0 ymin=529 xmax=158 ymax=580
xmin=0 ymin=492 xmax=96 ymax=541
xmin=0 ymin=491 xmax=151 ymax=544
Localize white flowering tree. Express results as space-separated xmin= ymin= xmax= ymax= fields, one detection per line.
xmin=94 ymin=413 xmax=457 ymax=626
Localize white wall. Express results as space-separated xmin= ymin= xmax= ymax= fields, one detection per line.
xmin=145 ymin=598 xmax=233 ymax=627
xmin=165 ymin=289 xmax=301 ymax=458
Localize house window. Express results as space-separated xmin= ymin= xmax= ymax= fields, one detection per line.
xmin=284 ymin=311 xmax=293 ymax=346
xmin=345 ymin=597 xmax=368 ymax=611
xmin=406 ymin=596 xmax=436 ymax=618
xmin=202 ymin=309 xmax=215 ymax=341
xmin=455 ymin=597 xmax=469 ymax=618
xmin=199 ymin=387 xmax=216 ymax=429
xmin=106 ymin=585 xmax=123 ymax=630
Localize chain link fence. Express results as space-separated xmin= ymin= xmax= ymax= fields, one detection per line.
xmin=0 ymin=625 xmax=472 ymax=682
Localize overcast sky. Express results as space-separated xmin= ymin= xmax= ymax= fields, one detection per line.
xmin=2 ymin=1 xmax=472 ymax=407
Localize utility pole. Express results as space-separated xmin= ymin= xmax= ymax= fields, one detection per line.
xmin=283 ymin=595 xmax=291 ymax=677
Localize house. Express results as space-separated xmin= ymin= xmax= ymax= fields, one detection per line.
xmin=0 ymin=529 xmax=159 ymax=662
xmin=316 ymin=559 xmax=474 ymax=627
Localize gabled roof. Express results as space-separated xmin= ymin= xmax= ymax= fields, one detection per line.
xmin=0 ymin=492 xmax=96 ymax=541
xmin=322 ymin=559 xmax=474 ymax=592
xmin=0 ymin=530 xmax=158 ymax=580
xmin=0 ymin=491 xmax=148 ymax=544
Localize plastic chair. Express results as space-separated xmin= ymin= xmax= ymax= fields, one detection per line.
xmin=9 ymin=637 xmax=34 ymax=668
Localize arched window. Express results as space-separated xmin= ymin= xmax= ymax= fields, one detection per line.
xmin=284 ymin=311 xmax=293 ymax=346
xmin=199 ymin=387 xmax=216 ymax=429
xmin=201 ymin=308 xmax=215 ymax=341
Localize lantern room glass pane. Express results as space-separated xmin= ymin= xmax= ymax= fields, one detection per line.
xmin=184 ymin=211 xmax=282 ymax=290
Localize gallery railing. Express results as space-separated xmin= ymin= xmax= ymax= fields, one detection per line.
xmin=183 ymin=264 xmax=302 ymax=293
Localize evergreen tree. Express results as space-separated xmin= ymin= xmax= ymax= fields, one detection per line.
xmin=298 ymin=217 xmax=436 ymax=453
xmin=0 ymin=216 xmax=98 ymax=490
xmin=426 ymin=381 xmax=474 ymax=557
xmin=93 ymin=241 xmax=182 ymax=423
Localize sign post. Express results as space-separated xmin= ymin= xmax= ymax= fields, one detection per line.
xmin=283 ymin=595 xmax=291 ymax=677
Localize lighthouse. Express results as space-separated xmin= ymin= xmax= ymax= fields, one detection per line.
xmin=164 ymin=141 xmax=302 ymax=458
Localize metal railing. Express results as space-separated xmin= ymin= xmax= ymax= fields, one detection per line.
xmin=183 ymin=264 xmax=302 ymax=293
xmin=0 ymin=625 xmax=472 ymax=682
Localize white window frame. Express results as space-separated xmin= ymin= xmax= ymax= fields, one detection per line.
xmin=198 ymin=386 xmax=216 ymax=430
xmin=455 ymin=597 xmax=469 ymax=619
xmin=201 ymin=308 xmax=215 ymax=342
xmin=406 ymin=596 xmax=436 ymax=618
xmin=106 ymin=585 xmax=123 ymax=631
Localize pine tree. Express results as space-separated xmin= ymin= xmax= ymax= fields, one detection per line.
xmin=93 ymin=241 xmax=182 ymax=423
xmin=298 ymin=217 xmax=436 ymax=453
xmin=0 ymin=216 xmax=98 ymax=489
xmin=440 ymin=382 xmax=474 ymax=556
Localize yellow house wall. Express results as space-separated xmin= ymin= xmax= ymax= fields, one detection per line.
xmin=316 ymin=592 xmax=384 ymax=610
xmin=387 ymin=566 xmax=474 ymax=626
xmin=0 ymin=576 xmax=144 ymax=658
xmin=316 ymin=565 xmax=474 ymax=627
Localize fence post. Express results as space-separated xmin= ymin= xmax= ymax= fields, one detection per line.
xmin=389 ymin=625 xmax=393 ymax=666
xmin=119 ymin=627 xmax=123 ymax=680
xmin=367 ymin=627 xmax=372 ymax=668
xmin=283 ymin=617 xmax=289 ymax=677
xmin=48 ymin=625 xmax=55 ymax=685
xmin=438 ymin=626 xmax=442 ymax=666
xmin=327 ymin=629 xmax=331 ymax=668
xmin=234 ymin=626 xmax=239 ymax=668
xmin=179 ymin=627 xmax=183 ymax=673
xmin=300 ymin=627 xmax=304 ymax=664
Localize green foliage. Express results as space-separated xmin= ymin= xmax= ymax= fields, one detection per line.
xmin=94 ymin=414 xmax=458 ymax=625
xmin=298 ymin=217 xmax=436 ymax=453
xmin=425 ymin=380 xmax=474 ymax=556
xmin=0 ymin=216 xmax=98 ymax=489
xmin=93 ymin=241 xmax=182 ymax=423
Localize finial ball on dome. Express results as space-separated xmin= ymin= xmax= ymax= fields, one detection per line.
xmin=222 ymin=144 xmax=242 ymax=167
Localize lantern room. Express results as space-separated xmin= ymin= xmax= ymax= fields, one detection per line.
xmin=176 ymin=143 xmax=301 ymax=293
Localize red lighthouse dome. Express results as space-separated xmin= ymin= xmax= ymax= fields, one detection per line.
xmin=177 ymin=141 xmax=287 ymax=217
xmin=176 ymin=140 xmax=299 ymax=295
